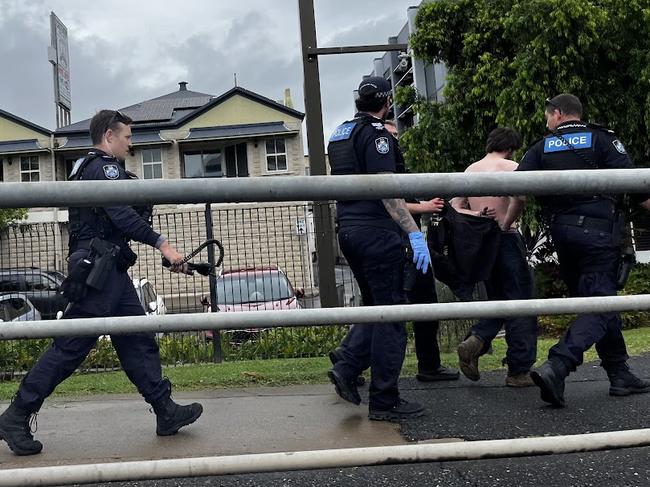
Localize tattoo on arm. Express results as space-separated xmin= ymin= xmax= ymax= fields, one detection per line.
xmin=383 ymin=198 xmax=419 ymax=233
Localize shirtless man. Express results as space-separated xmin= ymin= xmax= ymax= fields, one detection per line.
xmin=452 ymin=127 xmax=538 ymax=387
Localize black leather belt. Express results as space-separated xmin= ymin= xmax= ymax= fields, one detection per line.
xmin=551 ymin=214 xmax=613 ymax=232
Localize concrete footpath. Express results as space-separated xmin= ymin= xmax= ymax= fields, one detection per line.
xmin=1 ymin=354 xmax=649 ymax=485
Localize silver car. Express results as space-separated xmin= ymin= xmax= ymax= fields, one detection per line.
xmin=0 ymin=293 xmax=42 ymax=322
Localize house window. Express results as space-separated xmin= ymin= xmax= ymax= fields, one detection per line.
xmin=225 ymin=143 xmax=249 ymax=177
xmin=183 ymin=150 xmax=223 ymax=178
xmin=20 ymin=156 xmax=40 ymax=182
xmin=265 ymin=137 xmax=287 ymax=172
xmin=142 ymin=148 xmax=163 ymax=179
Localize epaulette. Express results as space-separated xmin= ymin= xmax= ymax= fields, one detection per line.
xmin=587 ymin=122 xmax=615 ymax=135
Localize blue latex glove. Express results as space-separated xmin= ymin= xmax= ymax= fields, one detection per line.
xmin=408 ymin=231 xmax=431 ymax=274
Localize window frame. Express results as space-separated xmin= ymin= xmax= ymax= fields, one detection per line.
xmin=141 ymin=147 xmax=164 ymax=180
xmin=20 ymin=155 xmax=40 ymax=182
xmin=264 ymin=137 xmax=289 ymax=173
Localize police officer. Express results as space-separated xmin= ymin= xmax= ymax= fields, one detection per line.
xmin=510 ymin=94 xmax=650 ymax=407
xmin=0 ymin=110 xmax=203 ymax=455
xmin=326 ymin=77 xmax=431 ymax=421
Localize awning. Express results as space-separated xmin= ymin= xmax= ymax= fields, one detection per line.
xmin=57 ymin=136 xmax=92 ymax=151
xmin=181 ymin=122 xmax=296 ymax=142
xmin=131 ymin=131 xmax=171 ymax=146
xmin=0 ymin=139 xmax=48 ymax=155
xmin=56 ymin=131 xmax=170 ymax=151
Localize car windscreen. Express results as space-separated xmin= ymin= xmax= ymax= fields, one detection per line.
xmin=215 ymin=272 xmax=293 ymax=305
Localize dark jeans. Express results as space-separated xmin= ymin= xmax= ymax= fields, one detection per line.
xmin=15 ymin=250 xmax=168 ymax=413
xmin=548 ymin=223 xmax=628 ymax=370
xmin=469 ymin=232 xmax=538 ymax=374
xmin=406 ymin=266 xmax=442 ymax=372
xmin=334 ymin=225 xmax=406 ymax=410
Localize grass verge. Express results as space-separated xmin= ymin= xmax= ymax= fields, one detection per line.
xmin=1 ymin=327 xmax=649 ymax=401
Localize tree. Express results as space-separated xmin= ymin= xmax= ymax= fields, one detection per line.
xmin=398 ymin=0 xmax=650 ymax=264
xmin=0 ymin=209 xmax=27 ymax=230
xmin=400 ymin=0 xmax=650 ymax=174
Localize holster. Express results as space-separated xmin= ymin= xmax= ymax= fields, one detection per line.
xmin=117 ymin=245 xmax=138 ymax=272
xmin=85 ymin=238 xmax=120 ymax=290
xmin=615 ymin=210 xmax=636 ymax=290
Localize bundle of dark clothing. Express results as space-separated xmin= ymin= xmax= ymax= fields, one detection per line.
xmin=427 ymin=203 xmax=501 ymax=300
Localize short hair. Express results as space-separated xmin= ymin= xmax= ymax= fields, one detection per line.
xmin=90 ymin=110 xmax=133 ymax=145
xmin=485 ymin=127 xmax=522 ymax=154
xmin=355 ymin=95 xmax=388 ymax=113
xmin=545 ymin=94 xmax=583 ymax=118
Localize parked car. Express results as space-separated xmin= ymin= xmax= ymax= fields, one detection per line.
xmin=0 ymin=268 xmax=67 ymax=320
xmin=214 ymin=265 xmax=303 ymax=312
xmin=133 ymin=278 xmax=167 ymax=316
xmin=204 ymin=265 xmax=303 ymax=340
xmin=0 ymin=293 xmax=41 ymax=322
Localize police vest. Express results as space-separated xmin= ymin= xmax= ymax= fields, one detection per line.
xmin=327 ymin=117 xmax=374 ymax=175
xmin=539 ymin=123 xmax=618 ymax=214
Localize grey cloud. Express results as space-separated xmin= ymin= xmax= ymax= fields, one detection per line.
xmin=1 ymin=0 xmax=416 ymax=145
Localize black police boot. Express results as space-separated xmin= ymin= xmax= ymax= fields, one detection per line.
xmin=368 ymin=399 xmax=426 ymax=422
xmin=329 ymin=348 xmax=365 ymax=386
xmin=416 ymin=365 xmax=460 ymax=382
xmin=327 ymin=369 xmax=361 ymax=405
xmin=0 ymin=401 xmax=43 ymax=456
xmin=152 ymin=380 xmax=203 ymax=436
xmin=530 ymin=359 xmax=570 ymax=407
xmin=604 ymin=363 xmax=650 ymax=397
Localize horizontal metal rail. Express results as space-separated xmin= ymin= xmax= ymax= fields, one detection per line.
xmin=2 ymin=428 xmax=649 ymax=486
xmin=1 ymin=169 xmax=650 ymax=207
xmin=2 ymin=295 xmax=649 ymax=340
xmin=306 ymin=43 xmax=409 ymax=57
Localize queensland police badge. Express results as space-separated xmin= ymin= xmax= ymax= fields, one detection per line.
xmin=103 ymin=164 xmax=120 ymax=179
xmin=375 ymin=137 xmax=390 ymax=154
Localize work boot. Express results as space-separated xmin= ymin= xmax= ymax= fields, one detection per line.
xmin=416 ymin=365 xmax=460 ymax=382
xmin=457 ymin=335 xmax=484 ymax=381
xmin=152 ymin=380 xmax=203 ymax=436
xmin=505 ymin=372 xmax=535 ymax=388
xmin=0 ymin=402 xmax=43 ymax=456
xmin=604 ymin=363 xmax=650 ymax=397
xmin=327 ymin=369 xmax=361 ymax=405
xmin=329 ymin=348 xmax=365 ymax=386
xmin=530 ymin=360 xmax=569 ymax=407
xmin=368 ymin=399 xmax=425 ymax=422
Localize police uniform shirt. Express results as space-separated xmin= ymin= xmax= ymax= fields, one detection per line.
xmin=516 ymin=121 xmax=636 ymax=218
xmin=69 ymin=150 xmax=161 ymax=247
xmin=329 ymin=113 xmax=403 ymax=228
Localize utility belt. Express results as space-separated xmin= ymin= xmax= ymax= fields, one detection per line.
xmin=337 ymin=218 xmax=401 ymax=233
xmin=62 ymin=238 xmax=137 ymax=303
xmin=550 ymin=214 xmax=614 ymax=233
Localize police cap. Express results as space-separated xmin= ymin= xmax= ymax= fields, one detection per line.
xmin=358 ymin=76 xmax=392 ymax=99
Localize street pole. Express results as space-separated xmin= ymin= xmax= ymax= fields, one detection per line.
xmin=298 ymin=0 xmax=338 ymax=308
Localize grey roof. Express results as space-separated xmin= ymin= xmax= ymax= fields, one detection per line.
xmin=0 ymin=139 xmax=47 ymax=155
xmin=54 ymin=86 xmax=304 ymax=136
xmin=183 ymin=122 xmax=296 ymax=141
xmin=0 ymin=110 xmax=51 ymax=136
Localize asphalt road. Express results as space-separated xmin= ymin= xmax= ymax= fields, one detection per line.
xmin=3 ymin=355 xmax=650 ymax=486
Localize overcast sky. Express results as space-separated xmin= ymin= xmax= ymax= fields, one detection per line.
xmin=0 ymin=0 xmax=418 ymax=150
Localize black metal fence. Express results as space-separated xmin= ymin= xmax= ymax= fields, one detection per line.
xmin=0 ymin=204 xmax=473 ymax=378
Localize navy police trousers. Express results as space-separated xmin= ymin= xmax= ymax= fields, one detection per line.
xmin=334 ymin=225 xmax=407 ymax=410
xmin=15 ymin=249 xmax=168 ymax=413
xmin=549 ymin=223 xmax=628 ymax=370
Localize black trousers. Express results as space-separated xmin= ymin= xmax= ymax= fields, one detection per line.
xmin=334 ymin=225 xmax=407 ymax=410
xmin=15 ymin=249 xmax=168 ymax=413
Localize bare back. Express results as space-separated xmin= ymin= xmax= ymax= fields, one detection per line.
xmin=462 ymin=155 xmax=518 ymax=227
